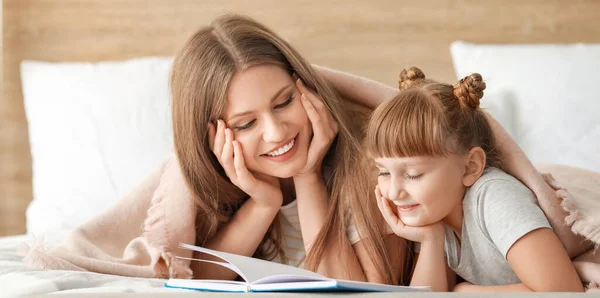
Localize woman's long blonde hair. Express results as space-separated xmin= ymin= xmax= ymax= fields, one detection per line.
xmin=171 ymin=14 xmax=397 ymax=284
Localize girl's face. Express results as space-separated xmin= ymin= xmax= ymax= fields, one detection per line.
xmin=375 ymin=155 xmax=467 ymax=227
xmin=223 ymin=64 xmax=312 ymax=178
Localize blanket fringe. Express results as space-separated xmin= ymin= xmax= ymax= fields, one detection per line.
xmin=542 ymin=173 xmax=600 ymax=248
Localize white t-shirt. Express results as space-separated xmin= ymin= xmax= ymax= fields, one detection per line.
xmin=268 ymin=200 xmax=361 ymax=267
xmin=444 ymin=167 xmax=551 ymax=285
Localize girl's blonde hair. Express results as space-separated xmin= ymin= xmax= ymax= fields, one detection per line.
xmin=367 ymin=66 xmax=502 ymax=169
xmin=171 ymin=14 xmax=398 ymax=284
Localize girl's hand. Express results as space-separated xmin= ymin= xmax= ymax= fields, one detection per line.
xmin=294 ymin=78 xmax=339 ymax=178
xmin=375 ymin=185 xmax=444 ymax=243
xmin=208 ymin=120 xmax=283 ymax=208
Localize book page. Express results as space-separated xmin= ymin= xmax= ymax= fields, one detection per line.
xmin=179 ymin=243 xmax=326 ymax=284
xmin=166 ymin=279 xmax=249 ymax=292
xmin=176 ymin=256 xmax=247 ymax=281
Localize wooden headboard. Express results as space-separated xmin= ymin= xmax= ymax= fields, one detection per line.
xmin=2 ymin=0 xmax=600 ymax=236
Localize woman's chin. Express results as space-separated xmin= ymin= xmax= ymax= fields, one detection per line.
xmin=257 ymin=163 xmax=301 ymax=179
xmin=259 ymin=155 xmax=308 ymax=178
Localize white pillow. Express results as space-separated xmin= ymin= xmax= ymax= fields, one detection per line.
xmin=451 ymin=42 xmax=600 ymax=173
xmin=21 ymin=57 xmax=174 ymax=241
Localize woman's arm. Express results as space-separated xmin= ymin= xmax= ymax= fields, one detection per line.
xmin=294 ymin=173 xmax=367 ymax=281
xmin=485 ymin=113 xmax=588 ymax=257
xmin=352 ymin=234 xmax=406 ymax=284
xmin=455 ymin=228 xmax=583 ymax=292
xmin=314 ymin=65 xmax=397 ymax=108
xmin=191 ymin=198 xmax=280 ymax=280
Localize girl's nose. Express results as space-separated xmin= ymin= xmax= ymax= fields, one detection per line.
xmin=387 ymin=179 xmax=407 ymax=202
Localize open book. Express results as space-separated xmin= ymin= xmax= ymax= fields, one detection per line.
xmin=164 ymin=243 xmax=430 ymax=293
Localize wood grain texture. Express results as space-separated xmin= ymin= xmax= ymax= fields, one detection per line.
xmin=2 ymin=0 xmax=600 ymax=236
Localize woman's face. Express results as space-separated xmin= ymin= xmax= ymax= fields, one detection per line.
xmin=223 ymin=64 xmax=312 ymax=178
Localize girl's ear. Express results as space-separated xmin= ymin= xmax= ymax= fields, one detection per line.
xmin=463 ymin=147 xmax=486 ymax=187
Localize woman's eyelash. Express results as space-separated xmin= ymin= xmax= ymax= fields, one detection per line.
xmin=235 ymin=119 xmax=256 ymax=131
xmin=378 ymin=172 xmax=390 ymax=177
xmin=405 ymin=174 xmax=423 ymax=180
xmin=275 ymin=94 xmax=294 ymax=108
xmin=234 ymin=94 xmax=294 ymax=131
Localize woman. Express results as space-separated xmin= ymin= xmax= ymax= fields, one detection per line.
xmin=170 ymin=14 xmax=403 ymax=284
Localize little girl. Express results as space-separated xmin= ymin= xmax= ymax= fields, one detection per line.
xmin=367 ymin=67 xmax=583 ymax=292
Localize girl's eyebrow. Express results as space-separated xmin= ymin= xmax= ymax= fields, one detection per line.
xmin=226 ymin=84 xmax=294 ymax=121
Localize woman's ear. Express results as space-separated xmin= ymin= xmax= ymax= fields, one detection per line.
xmin=463 ymin=147 xmax=486 ymax=187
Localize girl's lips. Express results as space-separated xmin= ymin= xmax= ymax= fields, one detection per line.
xmin=396 ymin=204 xmax=420 ymax=213
xmin=261 ymin=134 xmax=299 ymax=162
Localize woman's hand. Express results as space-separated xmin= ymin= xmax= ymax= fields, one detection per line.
xmin=376 ymin=185 xmax=444 ymax=243
xmin=294 ymin=78 xmax=339 ymax=178
xmin=208 ymin=120 xmax=283 ymax=208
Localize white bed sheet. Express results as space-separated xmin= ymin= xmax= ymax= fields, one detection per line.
xmin=0 ymin=235 xmax=188 ymax=297
xmin=1 ymin=236 xmax=589 ymax=298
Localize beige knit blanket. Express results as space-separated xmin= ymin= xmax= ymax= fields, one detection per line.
xmin=21 ymin=159 xmax=600 ymax=290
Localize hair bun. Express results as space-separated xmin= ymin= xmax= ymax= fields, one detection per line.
xmin=453 ymin=73 xmax=486 ymax=109
xmin=399 ymin=67 xmax=426 ymax=90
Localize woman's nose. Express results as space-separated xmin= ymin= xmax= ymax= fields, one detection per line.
xmin=262 ymin=116 xmax=286 ymax=144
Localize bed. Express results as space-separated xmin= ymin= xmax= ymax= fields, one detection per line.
xmin=2 ymin=0 xmax=600 ymax=296
xmin=0 ymin=235 xmax=181 ymax=296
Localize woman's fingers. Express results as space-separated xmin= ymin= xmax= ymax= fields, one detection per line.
xmin=299 ymin=94 xmax=329 ymax=167
xmin=296 ymin=78 xmax=330 ymax=123
xmin=233 ymin=140 xmax=255 ymax=189
xmin=300 ymin=93 xmax=323 ymax=130
xmin=212 ymin=120 xmax=226 ymax=158
xmin=220 ymin=128 xmax=237 ymax=182
xmin=207 ymin=122 xmax=215 ymax=149
xmin=296 ymin=78 xmax=339 ymax=138
xmin=295 ymin=77 xmax=339 ymax=175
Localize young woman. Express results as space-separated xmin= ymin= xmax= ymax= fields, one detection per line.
xmin=170 ymin=14 xmax=404 ymax=284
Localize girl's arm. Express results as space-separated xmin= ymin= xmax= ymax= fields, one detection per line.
xmin=191 ymin=198 xmax=280 ymax=280
xmin=454 ymin=228 xmax=583 ymax=292
xmin=410 ymin=239 xmax=452 ymax=292
xmin=293 ymin=174 xmax=367 ymax=281
xmin=316 ymin=65 xmax=585 ymax=257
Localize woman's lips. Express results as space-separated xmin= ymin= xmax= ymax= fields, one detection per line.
xmin=261 ymin=134 xmax=299 ymax=162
